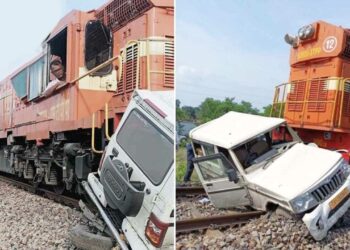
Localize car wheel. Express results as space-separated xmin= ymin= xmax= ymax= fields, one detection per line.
xmin=69 ymin=224 xmax=115 ymax=250
xmin=275 ymin=206 xmax=295 ymax=219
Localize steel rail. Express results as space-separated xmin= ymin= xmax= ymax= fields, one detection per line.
xmin=176 ymin=211 xmax=265 ymax=233
xmin=176 ymin=186 xmax=206 ymax=196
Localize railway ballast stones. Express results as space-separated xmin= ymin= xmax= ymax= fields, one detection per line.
xmin=0 ymin=181 xmax=84 ymax=249
xmin=177 ymin=197 xmax=350 ymax=249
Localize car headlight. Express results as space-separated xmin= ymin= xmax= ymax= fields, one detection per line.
xmin=340 ymin=160 xmax=350 ymax=179
xmin=290 ymin=192 xmax=317 ymax=213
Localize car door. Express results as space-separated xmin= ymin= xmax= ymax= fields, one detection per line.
xmin=193 ymin=153 xmax=251 ymax=208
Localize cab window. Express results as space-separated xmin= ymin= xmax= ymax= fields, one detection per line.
xmin=28 ymin=57 xmax=46 ymax=100
xmin=11 ymin=69 xmax=28 ymax=98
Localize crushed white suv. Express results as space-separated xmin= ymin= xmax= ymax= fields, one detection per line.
xmin=189 ymin=111 xmax=350 ymax=240
xmin=82 ymin=90 xmax=174 ymax=250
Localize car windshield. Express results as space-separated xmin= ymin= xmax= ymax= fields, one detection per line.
xmin=233 ymin=124 xmax=297 ymax=171
xmin=116 ymin=110 xmax=173 ymax=185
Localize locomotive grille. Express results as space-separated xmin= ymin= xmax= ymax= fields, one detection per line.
xmin=343 ymin=82 xmax=350 ymax=117
xmin=311 ymin=169 xmax=347 ymax=202
xmin=96 ymin=0 xmax=153 ymax=32
xmin=307 ymin=78 xmax=327 ymax=112
xmin=118 ymin=43 xmax=139 ymax=94
xmin=164 ymin=40 xmax=174 ymax=88
xmin=342 ymin=36 xmax=350 ymax=60
xmin=287 ymin=81 xmax=306 ymax=112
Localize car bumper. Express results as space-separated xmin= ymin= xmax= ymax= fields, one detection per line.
xmin=87 ymin=173 xmax=107 ymax=207
xmin=302 ymin=176 xmax=350 ymax=241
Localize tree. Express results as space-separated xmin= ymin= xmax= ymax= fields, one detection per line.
xmin=182 ymin=106 xmax=197 ymax=121
xmin=197 ymin=97 xmax=262 ymax=124
xmin=261 ymin=104 xmax=272 ymax=117
xmin=176 ymin=99 xmax=181 ymax=109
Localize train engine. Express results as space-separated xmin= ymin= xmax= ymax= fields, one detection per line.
xmin=271 ymin=20 xmax=350 ymax=160
xmin=0 ymin=0 xmax=174 ymax=194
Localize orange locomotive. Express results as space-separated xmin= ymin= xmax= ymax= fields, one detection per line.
xmin=272 ymin=20 xmax=350 ymax=161
xmin=0 ymin=0 xmax=174 ymax=193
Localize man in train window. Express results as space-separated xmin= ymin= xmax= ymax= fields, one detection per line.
xmin=50 ymin=55 xmax=66 ymax=81
xmin=42 ymin=55 xmax=66 ymax=97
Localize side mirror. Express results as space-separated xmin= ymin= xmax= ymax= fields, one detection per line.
xmin=226 ymin=169 xmax=239 ymax=183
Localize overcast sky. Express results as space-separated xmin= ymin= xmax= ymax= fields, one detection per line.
xmin=0 ymin=0 xmax=105 ymax=80
xmin=176 ymin=0 xmax=350 ymax=109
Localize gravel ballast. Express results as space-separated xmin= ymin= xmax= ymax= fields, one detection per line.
xmin=176 ymin=196 xmax=350 ymax=249
xmin=0 ymin=181 xmax=84 ymax=249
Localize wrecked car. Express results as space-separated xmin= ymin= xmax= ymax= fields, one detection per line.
xmin=80 ymin=90 xmax=174 ymax=250
xmin=189 ymin=111 xmax=350 ymax=240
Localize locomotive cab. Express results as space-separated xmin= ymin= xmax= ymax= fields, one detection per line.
xmin=271 ymin=20 xmax=350 ymax=160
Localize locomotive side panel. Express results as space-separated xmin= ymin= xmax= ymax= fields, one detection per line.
xmin=0 ymin=0 xmax=174 ymax=194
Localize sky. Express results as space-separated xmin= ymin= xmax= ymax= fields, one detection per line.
xmin=0 ymin=0 xmax=106 ymax=80
xmin=176 ymin=0 xmax=350 ymax=110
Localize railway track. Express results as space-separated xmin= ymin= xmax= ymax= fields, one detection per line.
xmin=176 ymin=210 xmax=265 ymax=233
xmin=0 ymin=174 xmax=80 ymax=209
xmin=176 ymin=186 xmax=205 ymax=196
xmin=176 ymin=185 xmax=265 ymax=233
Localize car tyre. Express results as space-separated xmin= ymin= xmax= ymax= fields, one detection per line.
xmin=69 ymin=224 xmax=115 ymax=250
xmin=275 ymin=206 xmax=296 ymax=219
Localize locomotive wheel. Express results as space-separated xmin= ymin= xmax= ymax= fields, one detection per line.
xmin=53 ymin=182 xmax=65 ymax=195
xmin=69 ymin=224 xmax=115 ymax=250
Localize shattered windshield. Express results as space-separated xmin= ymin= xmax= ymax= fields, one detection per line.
xmin=233 ymin=124 xmax=297 ymax=171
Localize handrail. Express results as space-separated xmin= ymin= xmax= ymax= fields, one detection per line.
xmin=330 ymin=78 xmax=341 ymax=128
xmin=338 ymin=78 xmax=350 ymax=127
xmin=271 ymin=77 xmax=344 ymax=130
xmin=91 ymin=113 xmax=103 ymax=154
xmin=104 ymin=103 xmax=111 ymax=141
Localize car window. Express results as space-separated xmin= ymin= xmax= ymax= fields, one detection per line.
xmin=234 ymin=133 xmax=272 ymax=169
xmin=196 ymin=155 xmax=232 ymax=181
xmin=202 ymin=144 xmax=215 ymax=156
xmin=116 ymin=109 xmax=173 ymax=185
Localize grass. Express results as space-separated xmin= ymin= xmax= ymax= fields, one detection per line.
xmin=176 ymin=146 xmax=199 ymax=183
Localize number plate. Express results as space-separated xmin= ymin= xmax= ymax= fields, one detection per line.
xmin=329 ymin=187 xmax=350 ymax=210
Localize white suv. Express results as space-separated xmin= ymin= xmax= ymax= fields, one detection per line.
xmin=85 ymin=90 xmax=174 ymax=249
xmin=190 ymin=111 xmax=350 ymax=240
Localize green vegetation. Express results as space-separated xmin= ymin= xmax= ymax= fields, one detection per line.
xmin=176 ymin=147 xmax=199 ymax=183
xmin=176 ymin=98 xmax=272 ymax=124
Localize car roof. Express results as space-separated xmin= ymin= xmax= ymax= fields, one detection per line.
xmin=190 ymin=111 xmax=285 ymax=149
xmin=136 ymin=90 xmax=174 ymax=126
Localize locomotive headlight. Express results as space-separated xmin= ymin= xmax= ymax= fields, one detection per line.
xmin=298 ymin=24 xmax=315 ymax=40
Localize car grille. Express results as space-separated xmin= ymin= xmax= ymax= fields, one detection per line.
xmin=311 ymin=169 xmax=347 ymax=202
